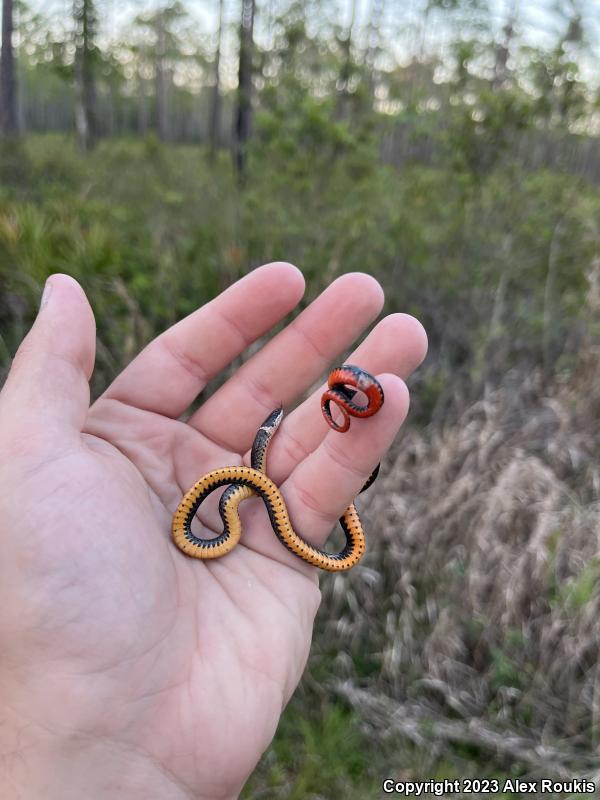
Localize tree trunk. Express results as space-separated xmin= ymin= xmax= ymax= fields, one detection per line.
xmin=74 ymin=0 xmax=97 ymax=151
xmin=209 ymin=0 xmax=225 ymax=158
xmin=138 ymin=71 xmax=148 ymax=136
xmin=335 ymin=0 xmax=358 ymax=121
xmin=234 ymin=0 xmax=255 ymax=174
xmin=0 ymin=0 xmax=18 ymax=135
xmin=155 ymin=15 xmax=169 ymax=140
xmin=365 ymin=0 xmax=385 ymax=103
xmin=493 ymin=0 xmax=518 ymax=90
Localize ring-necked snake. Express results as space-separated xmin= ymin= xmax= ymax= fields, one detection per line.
xmin=172 ymin=365 xmax=384 ymax=571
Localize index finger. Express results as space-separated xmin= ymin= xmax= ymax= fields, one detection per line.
xmin=95 ymin=263 xmax=305 ymax=417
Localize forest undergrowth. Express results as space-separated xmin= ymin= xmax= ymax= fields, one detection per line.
xmin=0 ymin=133 xmax=599 ymax=796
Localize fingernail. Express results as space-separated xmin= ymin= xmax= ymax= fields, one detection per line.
xmin=40 ymin=279 xmax=52 ymax=309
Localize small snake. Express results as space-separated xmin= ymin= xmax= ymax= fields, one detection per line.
xmin=172 ymin=365 xmax=384 ymax=571
xmin=321 ymin=364 xmax=384 ymax=432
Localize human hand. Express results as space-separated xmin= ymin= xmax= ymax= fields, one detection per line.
xmin=0 ymin=264 xmax=427 ymax=799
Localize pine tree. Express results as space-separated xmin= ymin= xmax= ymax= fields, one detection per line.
xmin=0 ymin=0 xmax=18 ymax=135
xmin=73 ymin=0 xmax=98 ymax=150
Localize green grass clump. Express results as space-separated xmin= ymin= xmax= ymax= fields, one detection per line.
xmin=241 ymin=701 xmax=381 ymax=799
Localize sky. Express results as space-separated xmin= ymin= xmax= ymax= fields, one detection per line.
xmin=24 ymin=0 xmax=600 ymax=87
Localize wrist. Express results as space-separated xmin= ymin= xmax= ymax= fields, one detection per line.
xmin=0 ymin=737 xmax=192 ymax=800
xmin=0 ymin=720 xmax=197 ymax=800
xmin=0 ymin=685 xmax=241 ymax=800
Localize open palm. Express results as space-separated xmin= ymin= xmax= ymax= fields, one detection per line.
xmin=0 ymin=264 xmax=426 ymax=799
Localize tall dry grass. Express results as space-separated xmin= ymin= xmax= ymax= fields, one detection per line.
xmin=316 ymin=329 xmax=600 ymax=776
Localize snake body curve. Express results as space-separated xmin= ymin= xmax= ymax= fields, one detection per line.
xmin=172 ymin=366 xmax=383 ymax=571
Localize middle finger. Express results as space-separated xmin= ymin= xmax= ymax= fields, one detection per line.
xmin=187 ymin=272 xmax=384 ymax=451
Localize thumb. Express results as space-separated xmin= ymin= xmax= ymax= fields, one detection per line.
xmin=0 ymin=274 xmax=96 ymax=443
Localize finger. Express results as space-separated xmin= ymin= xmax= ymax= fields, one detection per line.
xmin=0 ymin=274 xmax=96 ymax=445
xmin=246 ymin=312 xmax=427 ymax=483
xmin=97 ymin=262 xmax=305 ymax=417
xmin=187 ymin=272 xmax=385 ymax=451
xmin=234 ymin=374 xmax=408 ymax=573
xmin=283 ymin=373 xmax=408 ymax=538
